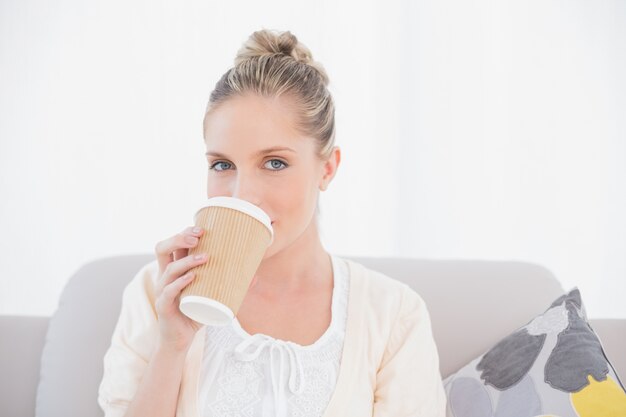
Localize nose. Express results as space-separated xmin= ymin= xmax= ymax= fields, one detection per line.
xmin=231 ymin=171 xmax=262 ymax=208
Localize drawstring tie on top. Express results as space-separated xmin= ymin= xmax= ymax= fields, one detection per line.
xmin=233 ymin=333 xmax=306 ymax=416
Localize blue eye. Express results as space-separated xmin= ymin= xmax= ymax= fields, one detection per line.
xmin=208 ymin=159 xmax=288 ymax=172
xmin=264 ymin=159 xmax=288 ymax=170
xmin=209 ymin=161 xmax=232 ymax=171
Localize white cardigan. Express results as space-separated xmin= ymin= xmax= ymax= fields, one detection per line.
xmin=98 ymin=255 xmax=447 ymax=417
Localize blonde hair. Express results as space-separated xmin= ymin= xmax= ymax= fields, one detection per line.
xmin=202 ymin=28 xmax=336 ymax=161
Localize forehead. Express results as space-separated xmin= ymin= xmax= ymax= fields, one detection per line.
xmin=203 ymin=94 xmax=308 ymax=151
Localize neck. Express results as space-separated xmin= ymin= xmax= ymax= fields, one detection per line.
xmin=252 ymin=217 xmax=331 ymax=291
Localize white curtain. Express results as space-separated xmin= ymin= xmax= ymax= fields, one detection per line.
xmin=1 ymin=0 xmax=624 ymax=318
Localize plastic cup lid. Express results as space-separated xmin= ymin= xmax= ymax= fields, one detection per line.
xmin=193 ymin=196 xmax=274 ymax=243
xmin=179 ymin=296 xmax=235 ymax=326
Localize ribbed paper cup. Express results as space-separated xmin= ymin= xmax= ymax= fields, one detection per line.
xmin=179 ymin=196 xmax=274 ymax=326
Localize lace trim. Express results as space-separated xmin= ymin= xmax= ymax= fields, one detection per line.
xmin=200 ymin=255 xmax=350 ymax=417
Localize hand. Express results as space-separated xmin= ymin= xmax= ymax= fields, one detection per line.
xmin=153 ymin=226 xmax=209 ymax=352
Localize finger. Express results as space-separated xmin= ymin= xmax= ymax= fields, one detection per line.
xmin=161 ymin=252 xmax=208 ymax=288
xmin=162 ymin=270 xmax=197 ymax=304
xmin=173 ymin=247 xmax=188 ymax=262
xmin=155 ymin=226 xmax=205 ymax=273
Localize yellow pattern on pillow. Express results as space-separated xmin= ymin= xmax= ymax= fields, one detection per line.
xmin=571 ymin=375 xmax=626 ymax=417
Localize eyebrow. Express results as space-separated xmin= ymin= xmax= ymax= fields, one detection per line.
xmin=205 ymin=146 xmax=296 ymax=158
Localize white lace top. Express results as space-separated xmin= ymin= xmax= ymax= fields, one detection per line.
xmin=197 ymin=254 xmax=350 ymax=417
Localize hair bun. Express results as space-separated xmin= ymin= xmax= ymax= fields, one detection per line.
xmin=235 ymin=28 xmax=329 ymax=86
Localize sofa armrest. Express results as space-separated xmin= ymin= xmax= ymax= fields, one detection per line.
xmin=589 ymin=318 xmax=626 ymax=382
xmin=0 ymin=315 xmax=50 ymax=417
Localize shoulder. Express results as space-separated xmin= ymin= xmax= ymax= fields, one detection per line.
xmin=134 ymin=258 xmax=160 ymax=288
xmin=107 ymin=259 xmax=162 ymax=357
xmin=338 ymin=256 xmax=428 ymax=323
xmin=340 ymin=256 xmax=423 ymax=301
xmin=118 ymin=258 xmax=161 ymax=311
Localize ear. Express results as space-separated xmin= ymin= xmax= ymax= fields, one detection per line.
xmin=319 ymin=146 xmax=341 ymax=191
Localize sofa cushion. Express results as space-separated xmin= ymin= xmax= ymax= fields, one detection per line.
xmin=443 ymin=287 xmax=626 ymax=417
xmin=35 ymin=254 xmax=155 ymax=417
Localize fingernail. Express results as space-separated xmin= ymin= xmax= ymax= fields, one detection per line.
xmin=192 ymin=227 xmax=201 ymax=234
xmin=194 ymin=253 xmax=206 ymax=260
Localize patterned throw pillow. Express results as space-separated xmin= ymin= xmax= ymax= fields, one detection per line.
xmin=443 ymin=288 xmax=626 ymax=417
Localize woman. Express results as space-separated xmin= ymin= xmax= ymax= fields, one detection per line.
xmin=98 ymin=28 xmax=446 ymax=417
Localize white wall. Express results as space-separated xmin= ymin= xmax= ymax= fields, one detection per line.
xmin=1 ymin=0 xmax=624 ymax=318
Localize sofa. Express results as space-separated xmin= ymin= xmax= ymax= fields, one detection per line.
xmin=1 ymin=254 xmax=624 ymax=417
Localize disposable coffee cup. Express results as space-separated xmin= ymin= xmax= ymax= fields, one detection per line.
xmin=179 ymin=196 xmax=274 ymax=326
